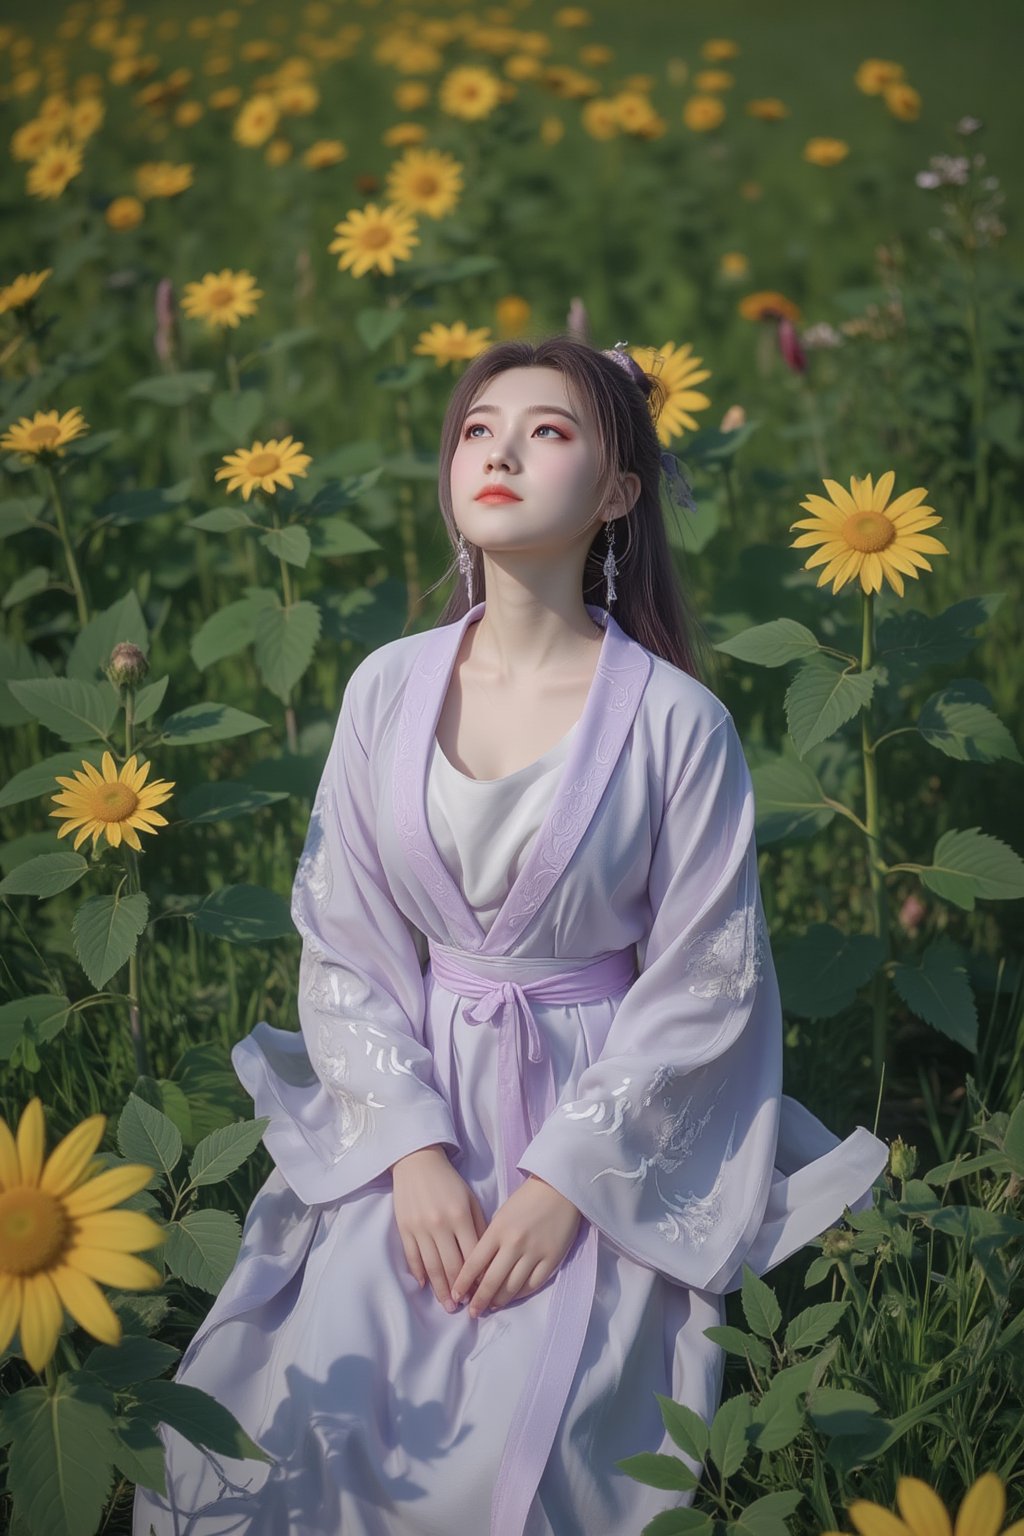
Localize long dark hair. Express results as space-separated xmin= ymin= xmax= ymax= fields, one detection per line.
xmin=419 ymin=332 xmax=714 ymax=682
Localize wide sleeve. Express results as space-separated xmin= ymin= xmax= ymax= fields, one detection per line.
xmin=516 ymin=711 xmax=888 ymax=1294
xmin=231 ymin=663 xmax=460 ymax=1206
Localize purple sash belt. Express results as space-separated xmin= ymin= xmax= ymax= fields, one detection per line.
xmin=426 ymin=940 xmax=638 ymax=1536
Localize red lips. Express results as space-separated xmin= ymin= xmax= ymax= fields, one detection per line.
xmin=474 ymin=484 xmax=522 ymax=501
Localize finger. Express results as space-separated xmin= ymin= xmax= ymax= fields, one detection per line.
xmin=469 ymin=1254 xmax=516 ymax=1318
xmin=419 ymin=1235 xmax=451 ymax=1308
xmin=400 ymin=1233 xmax=426 ymax=1288
xmin=453 ymin=1229 xmax=497 ymax=1304
xmin=451 ymin=1215 xmax=485 ymax=1301
xmin=434 ymin=1230 xmax=468 ymax=1304
xmin=488 ymin=1255 xmax=537 ymax=1311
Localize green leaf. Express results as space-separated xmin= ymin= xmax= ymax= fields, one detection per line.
xmin=3 ymin=565 xmax=51 ymax=607
xmin=110 ymin=1415 xmax=168 ymax=1495
xmin=0 ymin=751 xmax=105 ymax=808
xmin=259 ymin=525 xmax=312 ymax=568
xmin=116 ymin=1091 xmax=182 ymax=1179
xmin=246 ymin=324 xmax=318 ymax=359
xmin=126 ymin=371 xmax=216 ymax=406
xmin=638 ymin=1511 xmax=715 ymax=1536
xmin=1004 ymin=1098 xmax=1024 ymax=1178
xmin=159 ymin=702 xmax=271 ymax=744
xmin=708 ymin=1392 xmax=752 ymax=1478
xmin=190 ymin=882 xmax=295 ymax=942
xmin=72 ymin=891 xmax=149 ymax=989
xmin=189 ymin=505 xmax=258 ymax=533
xmin=748 ymin=1390 xmax=804 ymax=1453
xmin=783 ymin=1302 xmax=850 ymax=1353
xmin=210 ymin=388 xmax=265 ymax=443
xmin=876 ymin=594 xmax=1003 ymax=680
xmin=176 ymin=780 xmax=289 ymax=823
xmin=785 ymin=658 xmax=880 ymax=757
xmin=94 ymin=481 xmax=192 ymax=526
xmin=308 ymin=514 xmax=382 ymax=557
xmin=730 ymin=1491 xmax=804 ymax=1536
xmin=0 ymin=495 xmax=45 ymax=538
xmin=3 ymin=1377 xmax=119 ymax=1536
xmin=7 ymin=676 xmax=119 ymax=743
xmin=404 ymin=252 xmax=501 ymax=290
xmin=663 ymin=491 xmax=719 ymax=557
xmin=613 ymin=1451 xmax=699 ymax=1491
xmin=702 ymin=1325 xmax=772 ymax=1370
xmin=890 ymin=938 xmax=978 ymax=1050
xmin=355 ymin=307 xmax=406 ymax=352
xmin=740 ymin=1264 xmax=781 ymax=1339
xmin=774 ymin=923 xmax=885 ymax=1019
xmin=805 ymin=1385 xmax=880 ymax=1437
xmin=715 ymin=619 xmax=821 ymax=668
xmin=163 ymin=1208 xmax=242 ymax=1292
xmin=750 ymin=756 xmax=835 ymax=845
xmin=83 ymin=1337 xmax=180 ymax=1391
xmin=187 ymin=1117 xmax=271 ymax=1187
xmin=131 ymin=1378 xmax=271 ymax=1462
xmin=0 ymin=993 xmax=71 ymax=1061
xmin=0 ymin=851 xmax=89 ymax=898
xmin=65 ymin=589 xmax=149 ymax=684
xmin=917 ymin=679 xmax=1022 ymax=765
xmin=133 ymin=675 xmax=170 ymax=726
xmin=253 ymin=599 xmax=321 ymax=703
xmin=920 ymin=827 xmax=1024 ymax=911
xmin=189 ymin=595 xmax=268 ymax=670
xmin=374 ymin=358 xmax=433 ymax=391
xmin=656 ymin=1392 xmax=710 ymax=1459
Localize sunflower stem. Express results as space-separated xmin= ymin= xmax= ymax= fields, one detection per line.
xmin=963 ymin=245 xmax=988 ymax=577
xmin=390 ymin=323 xmax=423 ymax=624
xmin=268 ymin=499 xmax=299 ymax=755
xmin=123 ymin=693 xmax=149 ymax=1079
xmin=44 ymin=1358 xmax=58 ymax=1392
xmin=224 ymin=331 xmax=241 ymax=394
xmin=46 ymin=462 xmax=90 ymax=627
xmin=860 ymin=590 xmax=891 ymax=1082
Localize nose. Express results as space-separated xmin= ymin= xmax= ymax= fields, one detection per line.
xmin=484 ymin=434 xmax=518 ymax=472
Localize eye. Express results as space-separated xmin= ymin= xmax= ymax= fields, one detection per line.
xmin=462 ymin=422 xmax=567 ymax=439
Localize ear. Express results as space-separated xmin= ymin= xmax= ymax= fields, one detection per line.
xmin=607 ymin=471 xmax=641 ymax=519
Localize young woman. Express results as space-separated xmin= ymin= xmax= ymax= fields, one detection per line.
xmin=134 ymin=335 xmax=889 ymax=1536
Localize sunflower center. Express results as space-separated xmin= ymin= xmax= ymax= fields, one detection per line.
xmin=210 ymin=284 xmax=236 ymax=307
xmin=842 ymin=511 xmax=895 ymax=552
xmin=414 ymin=174 xmax=439 ymax=194
xmin=29 ymin=424 xmax=62 ymax=448
xmin=246 ymin=450 xmax=280 ymax=475
xmin=363 ymin=225 xmax=391 ymax=248
xmin=96 ymin=782 xmax=139 ymax=821
xmin=0 ymin=1187 xmax=70 ymax=1274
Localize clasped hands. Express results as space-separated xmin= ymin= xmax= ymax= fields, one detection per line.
xmin=391 ymin=1147 xmax=581 ymax=1319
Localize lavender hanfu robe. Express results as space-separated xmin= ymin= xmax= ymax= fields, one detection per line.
xmin=133 ymin=599 xmax=889 ymax=1536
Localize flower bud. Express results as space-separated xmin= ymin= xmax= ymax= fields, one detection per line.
xmin=889 ymin=1135 xmax=918 ymax=1181
xmin=106 ymin=642 xmax=149 ymax=689
xmin=821 ymin=1225 xmax=857 ymax=1257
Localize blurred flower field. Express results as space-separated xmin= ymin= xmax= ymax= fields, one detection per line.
xmin=1 ymin=1 xmax=1023 ymax=1532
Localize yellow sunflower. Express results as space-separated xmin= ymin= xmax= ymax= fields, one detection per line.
xmin=181 ymin=268 xmax=264 ymax=330
xmin=804 ymin=137 xmax=850 ymax=167
xmin=328 ymin=202 xmax=420 ymax=278
xmin=746 ymin=98 xmax=789 ymax=121
xmin=885 ymin=83 xmax=922 ymax=121
xmin=105 ymin=194 xmax=145 ymax=231
xmin=26 ymin=139 xmax=83 ymax=200
xmin=739 ymin=290 xmax=801 ymax=322
xmin=0 ymin=268 xmax=53 ymax=315
xmin=303 ymin=139 xmax=348 ymax=170
xmin=495 ymin=293 xmax=531 ymax=337
xmin=214 ymin=436 xmax=313 ymax=500
xmin=0 ymin=406 xmax=89 ymax=462
xmin=382 ymin=122 xmax=428 ymax=148
xmin=629 ymin=341 xmax=712 ymax=446
xmin=683 ymin=95 xmax=725 ymax=132
xmin=854 ymin=58 xmax=905 ymax=95
xmin=50 ymin=750 xmax=175 ymax=852
xmin=234 ymin=92 xmax=280 ymax=147
xmin=439 ymin=64 xmax=502 ymax=121
xmin=385 ymin=146 xmax=463 ymax=219
xmin=413 ymin=320 xmax=492 ymax=367
xmin=134 ymin=160 xmax=193 ymax=199
xmin=822 ymin=1471 xmax=1024 ymax=1536
xmin=790 ymin=471 xmax=948 ymax=597
xmin=0 ymin=1097 xmax=165 ymax=1374
xmin=11 ymin=116 xmax=61 ymax=161
xmin=702 ymin=38 xmax=740 ymax=61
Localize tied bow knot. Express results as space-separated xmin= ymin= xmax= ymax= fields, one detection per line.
xmin=462 ymin=982 xmax=544 ymax=1064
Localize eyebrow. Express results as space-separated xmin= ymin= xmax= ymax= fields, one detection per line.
xmin=464 ymin=403 xmax=581 ymax=426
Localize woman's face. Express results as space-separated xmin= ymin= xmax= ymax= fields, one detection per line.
xmin=449 ymin=366 xmax=608 ymax=556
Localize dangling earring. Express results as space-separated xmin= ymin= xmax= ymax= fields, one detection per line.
xmin=602 ymin=518 xmax=618 ymax=606
xmin=457 ymin=531 xmax=474 ymax=606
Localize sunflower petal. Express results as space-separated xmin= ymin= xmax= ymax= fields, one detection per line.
xmin=896 ymin=1478 xmax=953 ymax=1536
xmin=63 ymin=1162 xmax=156 ymax=1217
xmin=64 ymin=1245 xmax=163 ymax=1289
xmin=822 ymin=478 xmax=859 ymax=516
xmin=16 ymin=1097 xmax=46 ymax=1187
xmin=848 ymin=1502 xmax=914 ymax=1536
xmin=872 ymin=470 xmax=896 ymax=509
xmin=0 ymin=1115 xmax=21 ymax=1190
xmin=953 ymin=1474 xmax=1004 ymax=1536
xmin=0 ymin=1272 xmax=23 ymax=1355
xmin=19 ymin=1271 xmax=63 ymax=1374
xmin=74 ymin=1209 xmax=166 ymax=1252
xmin=49 ymin=1264 xmax=122 ymax=1347
xmin=39 ymin=1113 xmax=106 ymax=1196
